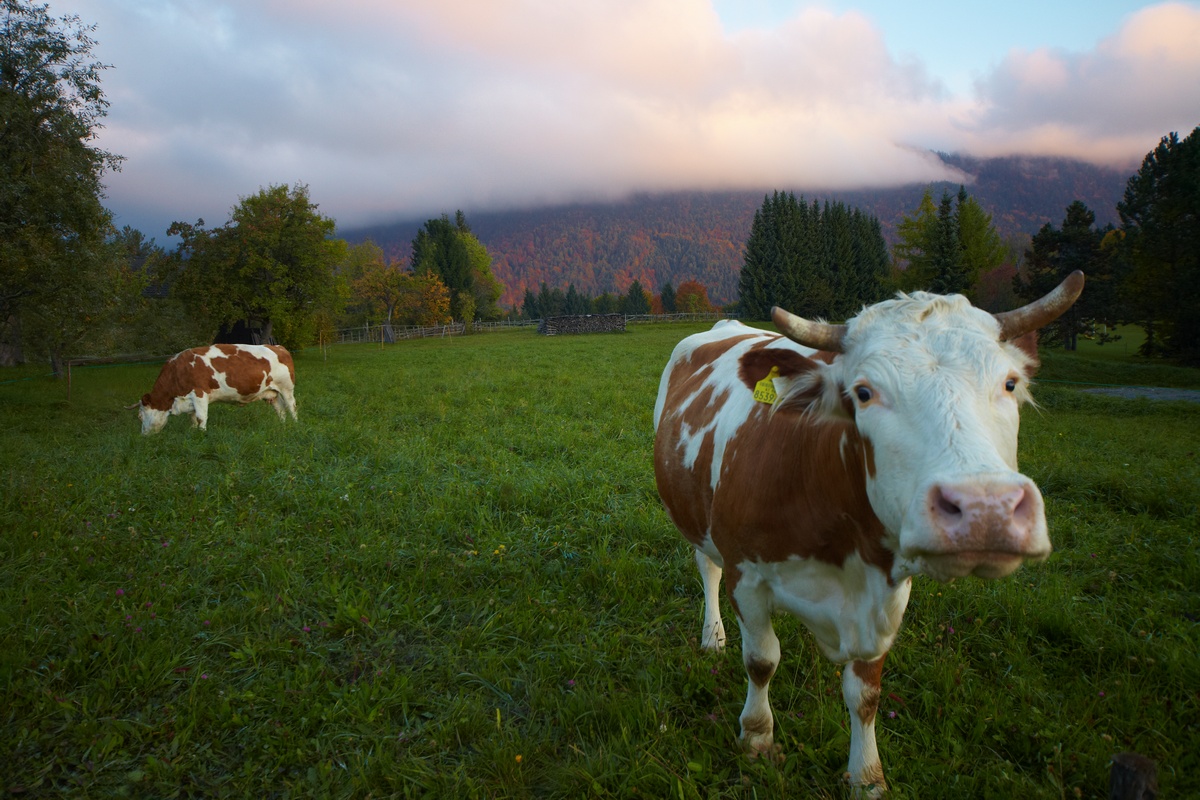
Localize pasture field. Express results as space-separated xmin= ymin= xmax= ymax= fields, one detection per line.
xmin=2 ymin=324 xmax=1198 ymax=798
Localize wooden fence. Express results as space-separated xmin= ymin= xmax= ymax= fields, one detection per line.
xmin=328 ymin=312 xmax=735 ymax=346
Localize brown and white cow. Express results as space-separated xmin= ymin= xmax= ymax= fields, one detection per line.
xmin=131 ymin=344 xmax=298 ymax=435
xmin=653 ymin=272 xmax=1084 ymax=795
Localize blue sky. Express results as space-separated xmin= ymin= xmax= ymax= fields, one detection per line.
xmin=58 ymin=0 xmax=1200 ymax=237
xmin=715 ymin=1 xmax=1155 ymax=93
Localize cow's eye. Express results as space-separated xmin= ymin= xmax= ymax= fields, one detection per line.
xmin=854 ymin=385 xmax=873 ymax=403
xmin=1004 ymin=377 xmax=1018 ymax=393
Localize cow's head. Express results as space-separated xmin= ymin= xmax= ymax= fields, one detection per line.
xmin=128 ymin=394 xmax=170 ymax=435
xmin=769 ymin=272 xmax=1084 ymax=582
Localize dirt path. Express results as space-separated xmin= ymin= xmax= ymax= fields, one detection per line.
xmin=1082 ymin=386 xmax=1200 ymax=403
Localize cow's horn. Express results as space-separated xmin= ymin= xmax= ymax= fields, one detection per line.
xmin=994 ymin=270 xmax=1085 ymax=341
xmin=771 ymin=307 xmax=847 ymax=353
xmin=124 ymin=402 xmax=141 ymax=410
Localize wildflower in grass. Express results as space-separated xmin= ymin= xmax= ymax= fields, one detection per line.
xmin=566 ymin=679 xmax=575 ymax=688
xmin=201 ymin=673 xmax=208 ymax=679
xmin=302 ymin=626 xmax=311 ymax=633
xmin=203 ymin=620 xmax=211 ymax=626
xmin=948 ymin=626 xmax=955 ymax=635
xmin=115 ymin=588 xmax=125 ymax=597
xmin=162 ymin=541 xmax=169 ymax=547
xmin=360 ymin=616 xmax=369 ymax=624
xmin=515 ymin=755 xmax=523 ymax=763
xmin=888 ymin=711 xmax=897 ymax=719
xmin=1099 ymin=691 xmax=1106 ymax=697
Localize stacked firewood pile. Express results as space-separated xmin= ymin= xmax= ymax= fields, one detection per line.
xmin=537 ymin=314 xmax=626 ymax=335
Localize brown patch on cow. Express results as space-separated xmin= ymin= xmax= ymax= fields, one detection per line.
xmin=212 ymin=350 xmax=271 ymax=396
xmin=852 ymin=655 xmax=886 ymax=725
xmin=746 ymin=657 xmax=776 ymax=688
xmin=686 ymin=334 xmax=760 ymax=372
xmin=862 ymin=437 xmax=876 ymax=479
xmin=267 ymin=345 xmax=296 ymax=383
xmin=144 ymin=349 xmax=219 ymax=411
xmin=654 ymin=361 xmax=730 ymax=549
xmin=710 ymin=402 xmax=894 ymax=577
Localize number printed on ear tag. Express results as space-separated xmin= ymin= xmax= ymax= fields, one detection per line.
xmin=753 ymin=366 xmax=780 ymax=404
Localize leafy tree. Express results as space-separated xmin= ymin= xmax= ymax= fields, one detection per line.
xmin=660 ymin=281 xmax=677 ymax=313
xmin=1117 ymin=127 xmax=1200 ymax=362
xmin=675 ymin=280 xmax=714 ymax=313
xmin=412 ymin=211 xmax=504 ymax=321
xmin=1 ymin=0 xmax=125 ymax=369
xmin=621 ymin=280 xmax=650 ymax=315
xmin=1014 ymin=201 xmax=1118 ymax=350
xmin=164 ymin=184 xmax=347 ymax=350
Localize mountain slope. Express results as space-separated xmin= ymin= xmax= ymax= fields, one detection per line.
xmin=342 ymin=154 xmax=1130 ymax=308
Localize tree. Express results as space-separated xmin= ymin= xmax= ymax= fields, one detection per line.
xmin=564 ymin=283 xmax=589 ymax=315
xmin=894 ymin=186 xmax=1005 ymax=300
xmin=1 ymin=0 xmax=125 ymax=369
xmin=1117 ymin=127 xmax=1200 ymax=362
xmin=1014 ymin=201 xmax=1118 ymax=351
xmin=675 ymin=280 xmax=714 ymax=313
xmin=928 ymin=191 xmax=968 ymax=295
xmin=621 ymin=280 xmax=650 ymax=315
xmin=411 ymin=211 xmax=504 ymax=321
xmin=660 ymin=281 xmax=677 ymax=313
xmin=164 ymin=184 xmax=347 ymax=350
xmin=739 ymin=192 xmax=887 ymax=320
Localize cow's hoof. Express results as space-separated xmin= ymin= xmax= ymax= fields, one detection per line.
xmin=845 ymin=772 xmax=888 ymax=798
xmin=741 ymin=738 xmax=783 ymax=765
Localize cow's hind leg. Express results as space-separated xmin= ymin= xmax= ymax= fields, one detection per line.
xmin=279 ymin=388 xmax=298 ymax=421
xmin=732 ymin=580 xmax=780 ymax=755
xmin=843 ymin=655 xmax=888 ymax=798
xmin=694 ymin=549 xmax=725 ymax=651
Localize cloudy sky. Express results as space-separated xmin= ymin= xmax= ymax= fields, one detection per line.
xmin=62 ymin=0 xmax=1200 ymax=237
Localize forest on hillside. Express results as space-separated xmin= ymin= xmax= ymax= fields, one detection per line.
xmin=342 ymin=154 xmax=1129 ymax=308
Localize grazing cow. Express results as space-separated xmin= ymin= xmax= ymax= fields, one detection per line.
xmin=131 ymin=344 xmax=298 ymax=435
xmin=653 ymin=273 xmax=1084 ymax=795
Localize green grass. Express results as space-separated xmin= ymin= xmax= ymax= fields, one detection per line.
xmin=2 ymin=325 xmax=1197 ymax=798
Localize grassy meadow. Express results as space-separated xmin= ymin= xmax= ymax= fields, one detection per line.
xmin=2 ymin=323 xmax=1198 ymax=798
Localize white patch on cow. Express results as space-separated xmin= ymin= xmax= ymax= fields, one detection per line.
xmin=734 ymin=555 xmax=912 ymax=664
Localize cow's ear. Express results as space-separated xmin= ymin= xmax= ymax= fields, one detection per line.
xmin=141 ymin=393 xmax=151 ymax=406
xmin=737 ymin=347 xmax=818 ymax=390
xmin=738 ymin=347 xmax=845 ymax=419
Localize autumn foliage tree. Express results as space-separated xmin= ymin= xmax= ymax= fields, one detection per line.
xmin=675 ymin=280 xmax=714 ymax=313
xmin=351 ymin=247 xmax=450 ymax=337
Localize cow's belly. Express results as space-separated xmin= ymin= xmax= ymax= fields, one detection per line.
xmin=734 ymin=555 xmax=912 ymax=663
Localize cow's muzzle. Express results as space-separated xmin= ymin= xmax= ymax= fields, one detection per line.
xmin=905 ymin=476 xmax=1051 ymax=579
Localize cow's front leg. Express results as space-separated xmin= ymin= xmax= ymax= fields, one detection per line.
xmin=694 ymin=548 xmax=725 ymax=651
xmin=732 ymin=581 xmax=780 ymax=755
xmin=843 ymin=655 xmax=888 ymax=797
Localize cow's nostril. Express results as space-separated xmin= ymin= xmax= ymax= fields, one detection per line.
xmin=932 ymin=488 xmax=961 ymax=518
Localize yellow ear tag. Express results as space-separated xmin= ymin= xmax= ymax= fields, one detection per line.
xmin=753 ymin=366 xmax=780 ymax=404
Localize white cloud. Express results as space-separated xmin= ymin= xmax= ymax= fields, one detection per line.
xmin=70 ymin=0 xmax=1199 ymax=234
